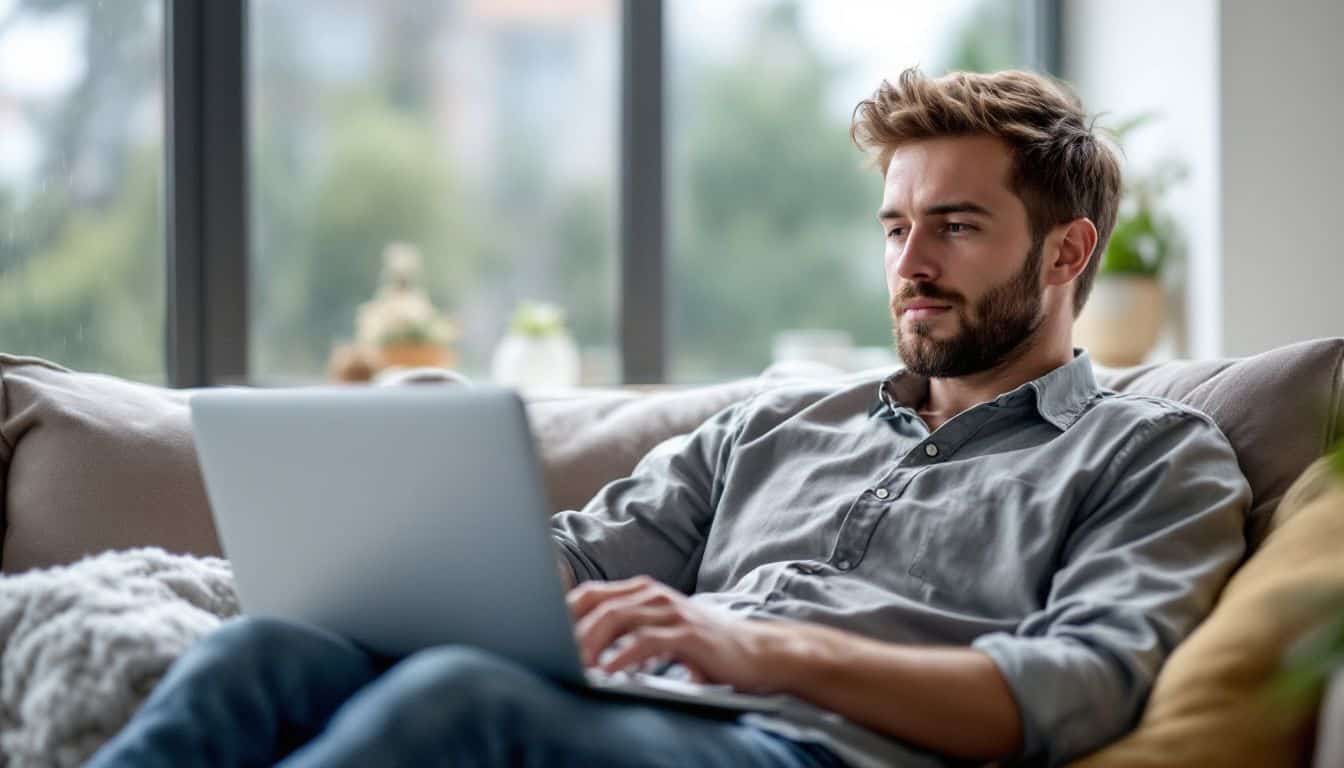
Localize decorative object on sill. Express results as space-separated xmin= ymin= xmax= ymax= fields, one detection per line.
xmin=490 ymin=301 xmax=581 ymax=389
xmin=328 ymin=242 xmax=458 ymax=382
xmin=1073 ymin=114 xmax=1185 ymax=367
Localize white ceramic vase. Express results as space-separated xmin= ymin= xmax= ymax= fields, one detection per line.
xmin=490 ymin=332 xmax=581 ymax=389
xmin=1072 ymin=275 xmax=1165 ymax=367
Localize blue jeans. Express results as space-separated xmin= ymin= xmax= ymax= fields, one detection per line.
xmin=87 ymin=617 xmax=848 ymax=767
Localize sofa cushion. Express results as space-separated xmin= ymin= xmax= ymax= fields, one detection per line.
xmin=1071 ymin=457 xmax=1344 ymax=767
xmin=1095 ymin=337 xmax=1344 ymax=546
xmin=0 ymin=355 xmax=222 ymax=574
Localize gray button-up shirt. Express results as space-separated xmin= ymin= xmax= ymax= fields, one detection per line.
xmin=551 ymin=351 xmax=1249 ymax=767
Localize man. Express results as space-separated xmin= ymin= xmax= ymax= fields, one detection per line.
xmin=90 ymin=68 xmax=1248 ymax=768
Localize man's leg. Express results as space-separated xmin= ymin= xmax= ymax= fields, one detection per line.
xmin=87 ymin=616 xmax=381 ymax=768
xmin=280 ymin=645 xmax=845 ymax=768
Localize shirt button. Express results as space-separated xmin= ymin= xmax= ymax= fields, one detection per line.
xmin=925 ymin=443 xmax=940 ymax=457
xmin=874 ymin=488 xmax=890 ymax=500
xmin=836 ymin=559 xmax=852 ymax=570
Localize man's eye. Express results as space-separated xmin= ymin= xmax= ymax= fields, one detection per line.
xmin=945 ymin=222 xmax=974 ymax=234
xmin=886 ymin=226 xmax=906 ymax=239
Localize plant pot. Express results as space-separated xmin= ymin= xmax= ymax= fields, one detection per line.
xmin=377 ymin=343 xmax=453 ymax=370
xmin=491 ymin=333 xmax=581 ymax=389
xmin=1073 ymin=275 xmax=1165 ymax=367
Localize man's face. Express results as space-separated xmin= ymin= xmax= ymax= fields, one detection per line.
xmin=880 ymin=136 xmax=1045 ymax=378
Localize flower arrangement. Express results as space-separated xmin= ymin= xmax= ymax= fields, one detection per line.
xmin=355 ymin=242 xmax=457 ymax=349
xmin=328 ymin=242 xmax=457 ymax=381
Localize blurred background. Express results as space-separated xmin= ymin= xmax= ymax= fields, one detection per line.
xmin=0 ymin=0 xmax=1339 ymax=387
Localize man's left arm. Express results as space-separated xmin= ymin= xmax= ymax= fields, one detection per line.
xmin=571 ymin=410 xmax=1249 ymax=764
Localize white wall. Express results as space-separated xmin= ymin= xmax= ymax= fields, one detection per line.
xmin=1219 ymin=0 xmax=1344 ymax=356
xmin=1062 ymin=0 xmax=1220 ymax=359
xmin=1063 ymin=0 xmax=1344 ymax=359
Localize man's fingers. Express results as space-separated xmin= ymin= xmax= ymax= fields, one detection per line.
xmin=577 ymin=603 xmax=679 ymax=667
xmin=599 ymin=625 xmax=696 ymax=676
xmin=565 ymin=575 xmax=658 ymax=620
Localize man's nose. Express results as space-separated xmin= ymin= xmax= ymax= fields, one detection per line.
xmin=893 ymin=227 xmax=940 ymax=283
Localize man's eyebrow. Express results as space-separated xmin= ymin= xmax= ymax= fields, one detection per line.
xmin=877 ymin=201 xmax=994 ymax=220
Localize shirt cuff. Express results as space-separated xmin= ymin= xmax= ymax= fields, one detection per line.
xmin=971 ymin=632 xmax=1128 ymax=766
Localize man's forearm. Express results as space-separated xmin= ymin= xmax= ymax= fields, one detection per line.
xmin=767 ymin=622 xmax=1023 ymax=760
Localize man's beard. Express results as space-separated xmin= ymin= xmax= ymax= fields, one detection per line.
xmin=892 ymin=244 xmax=1046 ymax=378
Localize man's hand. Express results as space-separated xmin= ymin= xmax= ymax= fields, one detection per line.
xmin=566 ymin=575 xmax=794 ymax=693
xmin=566 ymin=575 xmax=1022 ymax=760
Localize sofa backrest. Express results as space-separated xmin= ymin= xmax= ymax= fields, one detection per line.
xmin=2 ymin=338 xmax=1341 ymax=573
xmin=1095 ymin=338 xmax=1344 ymax=546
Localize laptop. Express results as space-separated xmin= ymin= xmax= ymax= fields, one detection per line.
xmin=190 ymin=386 xmax=791 ymax=717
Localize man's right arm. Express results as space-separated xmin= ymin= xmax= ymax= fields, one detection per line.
xmin=549 ymin=401 xmax=746 ymax=594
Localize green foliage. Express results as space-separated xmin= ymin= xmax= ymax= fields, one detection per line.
xmin=0 ymin=150 xmax=163 ymax=379
xmin=1274 ymin=598 xmax=1344 ymax=713
xmin=1097 ymin=114 xmax=1187 ymax=278
xmin=1101 ymin=207 xmax=1168 ymax=277
xmin=671 ymin=1 xmax=885 ymax=380
xmin=940 ymin=0 xmax=1025 ymax=73
xmin=508 ymin=302 xmax=568 ymax=338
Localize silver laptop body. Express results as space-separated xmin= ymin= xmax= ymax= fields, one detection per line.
xmin=190 ymin=386 xmax=788 ymax=716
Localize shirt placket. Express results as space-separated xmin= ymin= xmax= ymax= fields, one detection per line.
xmin=827 ymin=404 xmax=1000 ymax=571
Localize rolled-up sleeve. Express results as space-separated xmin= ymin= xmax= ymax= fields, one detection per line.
xmin=550 ymin=401 xmax=746 ymax=594
xmin=972 ymin=410 xmax=1249 ymax=765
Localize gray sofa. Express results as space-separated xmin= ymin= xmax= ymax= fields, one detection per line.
xmin=0 ymin=339 xmax=1341 ymax=765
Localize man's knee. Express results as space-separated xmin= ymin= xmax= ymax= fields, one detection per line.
xmin=204 ymin=616 xmax=314 ymax=659
xmin=372 ymin=646 xmax=549 ymax=736
xmin=387 ymin=645 xmax=528 ymax=702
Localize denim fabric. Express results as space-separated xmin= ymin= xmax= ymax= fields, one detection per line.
xmin=87 ymin=616 xmax=848 ymax=768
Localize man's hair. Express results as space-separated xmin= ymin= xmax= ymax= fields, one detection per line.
xmin=851 ymin=68 xmax=1122 ymax=316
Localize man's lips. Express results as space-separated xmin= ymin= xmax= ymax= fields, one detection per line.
xmin=900 ymin=301 xmax=953 ymax=319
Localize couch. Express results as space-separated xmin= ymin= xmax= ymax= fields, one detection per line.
xmin=0 ymin=338 xmax=1341 ymax=766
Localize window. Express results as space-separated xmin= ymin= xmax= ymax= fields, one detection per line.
xmin=249 ymin=0 xmax=620 ymax=384
xmin=668 ymin=0 xmax=1028 ymax=382
xmin=0 ymin=0 xmax=166 ymax=381
xmin=0 ymin=0 xmax=1045 ymax=387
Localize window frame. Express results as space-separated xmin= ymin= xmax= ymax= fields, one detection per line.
xmin=162 ymin=0 xmax=1058 ymax=388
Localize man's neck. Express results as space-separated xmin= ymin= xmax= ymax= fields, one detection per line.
xmin=919 ymin=332 xmax=1074 ymax=431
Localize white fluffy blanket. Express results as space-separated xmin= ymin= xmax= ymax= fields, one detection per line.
xmin=0 ymin=549 xmax=238 ymax=767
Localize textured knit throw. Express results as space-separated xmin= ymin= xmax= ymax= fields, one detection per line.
xmin=0 ymin=549 xmax=238 ymax=767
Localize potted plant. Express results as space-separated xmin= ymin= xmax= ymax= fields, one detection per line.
xmin=332 ymin=242 xmax=457 ymax=381
xmin=490 ymin=301 xmax=581 ymax=389
xmin=1073 ymin=115 xmax=1184 ymax=367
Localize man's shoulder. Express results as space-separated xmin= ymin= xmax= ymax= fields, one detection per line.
xmin=737 ymin=373 xmax=885 ymax=423
xmin=1087 ymin=388 xmax=1218 ymax=426
xmin=1082 ymin=389 xmax=1230 ymax=453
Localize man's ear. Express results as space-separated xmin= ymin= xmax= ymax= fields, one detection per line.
xmin=1043 ymin=217 xmax=1098 ymax=287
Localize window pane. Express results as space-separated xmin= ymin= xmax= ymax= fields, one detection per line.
xmin=0 ymin=0 xmax=166 ymax=382
xmin=668 ymin=0 xmax=1026 ymax=382
xmin=250 ymin=0 xmax=619 ymax=385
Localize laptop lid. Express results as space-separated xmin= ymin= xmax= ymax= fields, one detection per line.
xmin=190 ymin=386 xmax=587 ymax=685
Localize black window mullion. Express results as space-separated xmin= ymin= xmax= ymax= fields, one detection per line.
xmin=618 ymin=0 xmax=665 ymax=385
xmin=165 ymin=0 xmax=249 ymax=388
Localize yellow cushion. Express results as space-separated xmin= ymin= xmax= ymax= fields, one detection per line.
xmin=1072 ymin=458 xmax=1344 ymax=767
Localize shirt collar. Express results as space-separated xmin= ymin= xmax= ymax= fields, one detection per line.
xmin=869 ymin=348 xmax=1100 ymax=431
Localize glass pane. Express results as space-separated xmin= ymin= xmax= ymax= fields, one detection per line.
xmin=0 ymin=0 xmax=166 ymax=382
xmin=250 ymin=0 xmax=619 ymax=386
xmin=669 ymin=0 xmax=1026 ymax=383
